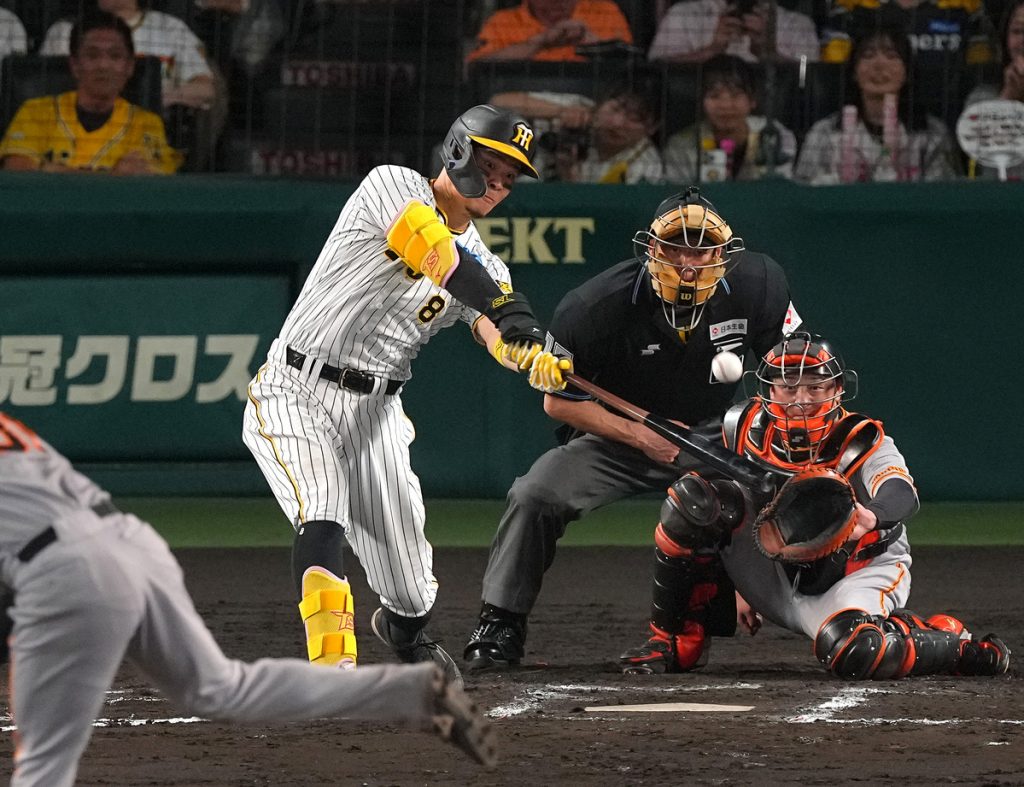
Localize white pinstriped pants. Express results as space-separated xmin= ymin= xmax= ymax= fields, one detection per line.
xmin=242 ymin=355 xmax=437 ymax=618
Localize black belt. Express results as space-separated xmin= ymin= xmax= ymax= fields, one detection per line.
xmin=16 ymin=501 xmax=121 ymax=564
xmin=285 ymin=347 xmax=401 ymax=395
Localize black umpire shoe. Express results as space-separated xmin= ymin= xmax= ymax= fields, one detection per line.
xmin=370 ymin=608 xmax=463 ymax=687
xmin=464 ymin=604 xmax=527 ymax=671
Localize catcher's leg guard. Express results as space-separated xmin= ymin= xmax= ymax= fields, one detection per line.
xmin=299 ymin=566 xmax=357 ymax=668
xmin=815 ymin=608 xmax=987 ymax=680
xmin=620 ymin=621 xmax=709 ymax=675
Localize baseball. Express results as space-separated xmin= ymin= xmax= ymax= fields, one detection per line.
xmin=711 ymin=351 xmax=743 ymax=383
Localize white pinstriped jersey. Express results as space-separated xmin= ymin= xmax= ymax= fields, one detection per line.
xmin=279 ymin=165 xmax=512 ymax=380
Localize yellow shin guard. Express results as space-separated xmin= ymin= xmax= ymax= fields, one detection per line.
xmin=299 ymin=567 xmax=357 ymax=668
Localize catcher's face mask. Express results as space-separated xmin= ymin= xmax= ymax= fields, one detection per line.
xmin=753 ymin=332 xmax=857 ymax=462
xmin=634 ymin=193 xmax=744 ymax=334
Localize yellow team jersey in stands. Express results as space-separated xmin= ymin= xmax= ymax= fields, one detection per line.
xmin=0 ymin=92 xmax=181 ymax=174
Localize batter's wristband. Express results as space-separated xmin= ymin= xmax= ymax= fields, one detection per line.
xmin=490 ymin=338 xmax=507 ymax=366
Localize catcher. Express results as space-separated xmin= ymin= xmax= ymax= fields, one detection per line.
xmin=620 ymin=331 xmax=1011 ymax=679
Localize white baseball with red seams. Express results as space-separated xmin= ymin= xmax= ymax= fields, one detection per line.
xmin=711 ymin=350 xmax=743 ymax=383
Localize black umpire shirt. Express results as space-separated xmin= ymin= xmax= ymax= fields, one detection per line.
xmin=549 ymin=251 xmax=794 ymax=428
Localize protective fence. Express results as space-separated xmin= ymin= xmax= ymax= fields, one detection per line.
xmin=0 ymin=0 xmax=1018 ymax=179
xmin=0 ymin=175 xmax=1021 ymax=500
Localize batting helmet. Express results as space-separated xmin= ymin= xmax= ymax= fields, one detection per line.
xmin=633 ymin=187 xmax=745 ymax=334
xmin=441 ymin=105 xmax=539 ymax=198
xmin=753 ymin=331 xmax=858 ymax=459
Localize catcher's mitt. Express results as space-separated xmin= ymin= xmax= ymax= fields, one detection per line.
xmin=752 ymin=466 xmax=857 ymax=563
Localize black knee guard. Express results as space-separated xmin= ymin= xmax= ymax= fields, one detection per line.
xmin=815 ymin=608 xmax=962 ymax=680
xmin=291 ymin=519 xmax=346 ymax=599
xmin=660 ymin=473 xmax=731 ymax=549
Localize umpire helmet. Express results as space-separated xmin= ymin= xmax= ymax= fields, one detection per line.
xmin=753 ymin=331 xmax=858 ymax=460
xmin=634 ymin=187 xmax=745 ymax=335
xmin=441 ymin=105 xmax=539 ymax=198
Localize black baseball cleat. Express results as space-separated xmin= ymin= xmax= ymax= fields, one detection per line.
xmin=620 ymin=622 xmax=710 ymax=675
xmin=464 ymin=604 xmax=526 ymax=671
xmin=958 ymin=634 xmax=1011 ymax=676
xmin=371 ymin=608 xmax=463 ymax=687
xmin=427 ymin=665 xmax=498 ymax=768
xmin=620 ymin=634 xmax=675 ymax=675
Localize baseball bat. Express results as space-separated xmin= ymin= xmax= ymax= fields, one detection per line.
xmin=565 ymin=373 xmax=778 ymax=495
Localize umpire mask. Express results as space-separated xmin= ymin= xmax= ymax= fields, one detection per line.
xmin=634 ymin=187 xmax=744 ymax=336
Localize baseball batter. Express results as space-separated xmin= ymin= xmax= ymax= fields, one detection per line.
xmin=0 ymin=411 xmax=497 ymax=786
xmin=242 ymin=105 xmax=570 ymax=681
xmin=620 ymin=333 xmax=1011 ymax=679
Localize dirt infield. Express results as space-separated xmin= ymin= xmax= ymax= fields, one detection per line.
xmin=2 ymin=545 xmax=1021 ymax=785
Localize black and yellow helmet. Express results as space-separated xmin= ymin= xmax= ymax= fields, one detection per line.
xmin=441 ymin=104 xmax=539 ymax=198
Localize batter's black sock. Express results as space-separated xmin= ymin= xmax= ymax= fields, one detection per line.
xmin=381 ymin=607 xmax=431 ymax=644
xmin=292 ymin=519 xmax=347 ymax=599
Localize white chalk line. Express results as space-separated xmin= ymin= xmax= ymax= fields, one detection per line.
xmin=488 ymin=681 xmax=763 ymax=719
xmin=0 ymin=689 xmax=208 ymax=732
xmin=489 ymin=682 xmax=1024 ymax=728
xmin=785 ymin=684 xmax=1024 ymax=727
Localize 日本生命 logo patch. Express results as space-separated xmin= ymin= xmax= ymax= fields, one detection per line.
xmin=708 ymin=319 xmax=747 ymax=339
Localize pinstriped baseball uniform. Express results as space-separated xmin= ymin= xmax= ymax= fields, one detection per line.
xmin=243 ymin=164 xmax=512 ymax=618
xmin=0 ymin=412 xmax=452 ymax=787
xmin=721 ymin=429 xmax=915 ymax=639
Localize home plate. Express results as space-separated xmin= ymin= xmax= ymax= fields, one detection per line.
xmin=585 ymin=702 xmax=754 ymax=713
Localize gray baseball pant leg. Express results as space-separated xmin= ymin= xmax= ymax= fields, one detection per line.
xmin=10 ymin=543 xmax=144 ymax=787
xmin=480 ymin=434 xmax=699 ymax=615
xmin=122 ymin=524 xmax=439 ymax=725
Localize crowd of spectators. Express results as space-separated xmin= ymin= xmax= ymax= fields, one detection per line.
xmin=0 ymin=0 xmax=1021 ymax=180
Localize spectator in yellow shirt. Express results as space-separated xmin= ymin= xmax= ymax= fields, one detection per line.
xmin=0 ymin=11 xmax=180 ymax=175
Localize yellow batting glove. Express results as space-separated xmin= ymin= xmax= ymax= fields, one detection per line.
xmin=506 ymin=340 xmax=543 ymax=372
xmin=528 ymin=353 xmax=573 ymax=393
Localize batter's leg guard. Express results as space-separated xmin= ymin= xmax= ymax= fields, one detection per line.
xmin=620 ymin=620 xmax=709 ymax=675
xmin=299 ymin=566 xmax=357 ymax=668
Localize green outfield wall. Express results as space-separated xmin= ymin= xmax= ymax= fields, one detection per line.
xmin=0 ymin=173 xmax=1020 ymax=500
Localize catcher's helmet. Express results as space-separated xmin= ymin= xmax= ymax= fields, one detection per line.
xmin=753 ymin=331 xmax=858 ymax=461
xmin=633 ymin=187 xmax=745 ymax=334
xmin=441 ymin=105 xmax=539 ymax=198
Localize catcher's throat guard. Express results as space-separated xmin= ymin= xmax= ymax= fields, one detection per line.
xmin=752 ymin=466 xmax=857 ymax=563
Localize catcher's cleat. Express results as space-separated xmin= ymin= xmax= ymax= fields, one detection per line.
xmin=427 ymin=665 xmax=498 ymax=768
xmin=370 ymin=608 xmax=463 ymax=687
xmin=620 ymin=621 xmax=709 ymax=675
xmin=299 ymin=567 xmax=356 ymax=669
xmin=463 ymin=605 xmax=526 ymax=671
xmin=958 ymin=634 xmax=1011 ymax=676
xmin=923 ymin=615 xmax=1010 ymax=676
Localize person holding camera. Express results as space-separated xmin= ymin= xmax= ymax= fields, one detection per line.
xmin=663 ymin=54 xmax=797 ymax=181
xmin=535 ymin=88 xmax=664 ymax=183
xmin=648 ymin=0 xmax=819 ymax=64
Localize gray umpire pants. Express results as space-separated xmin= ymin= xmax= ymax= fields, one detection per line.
xmin=480 ymin=431 xmax=714 ymax=615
